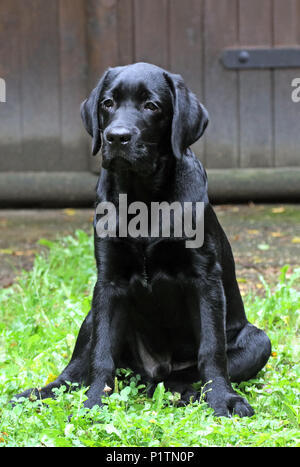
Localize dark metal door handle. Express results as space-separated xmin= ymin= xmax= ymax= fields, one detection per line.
xmin=221 ymin=48 xmax=300 ymax=69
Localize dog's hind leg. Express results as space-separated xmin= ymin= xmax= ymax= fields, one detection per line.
xmin=11 ymin=310 xmax=93 ymax=403
xmin=214 ymin=218 xmax=271 ymax=381
xmin=227 ymin=323 xmax=271 ymax=383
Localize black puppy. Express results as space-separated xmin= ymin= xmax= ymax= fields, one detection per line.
xmin=14 ymin=63 xmax=271 ymax=417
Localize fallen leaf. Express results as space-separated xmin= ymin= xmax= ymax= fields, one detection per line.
xmin=13 ymin=251 xmax=27 ymax=256
xmin=0 ymin=248 xmax=14 ymax=254
xmin=291 ymin=237 xmax=300 ymax=244
xmin=272 ymin=207 xmax=285 ymax=214
xmin=13 ymin=249 xmax=36 ymax=257
xmin=271 ymin=232 xmax=283 ymax=238
xmin=253 ymin=256 xmax=263 ymax=263
xmin=247 ymin=229 xmax=259 ymax=235
xmin=63 ymin=208 xmax=77 ymax=216
xmin=271 ymin=352 xmax=278 ymax=357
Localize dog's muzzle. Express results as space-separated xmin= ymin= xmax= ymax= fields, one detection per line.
xmin=102 ymin=125 xmax=145 ymax=171
xmin=104 ymin=126 xmax=133 ymax=147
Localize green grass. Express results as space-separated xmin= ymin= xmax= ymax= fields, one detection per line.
xmin=0 ymin=230 xmax=299 ymax=447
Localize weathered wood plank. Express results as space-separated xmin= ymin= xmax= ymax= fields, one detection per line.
xmin=117 ymin=0 xmax=134 ymax=66
xmin=238 ymin=0 xmax=273 ymax=168
xmin=1 ymin=168 xmax=299 ymax=207
xmin=20 ymin=0 xmax=61 ymax=171
xmin=204 ymin=0 xmax=239 ymax=168
xmin=169 ymin=0 xmax=205 ymax=163
xmin=133 ymin=0 xmax=169 ymax=68
xmin=273 ymin=0 xmax=300 ymax=167
xmin=86 ymin=0 xmax=119 ymax=87
xmin=86 ymin=0 xmax=119 ymax=172
xmin=0 ymin=0 xmax=22 ymax=170
xmin=59 ymin=0 xmax=88 ymax=171
xmin=206 ymin=167 xmax=300 ymax=202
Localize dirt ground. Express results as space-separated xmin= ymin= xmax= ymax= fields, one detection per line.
xmin=0 ymin=204 xmax=299 ymax=295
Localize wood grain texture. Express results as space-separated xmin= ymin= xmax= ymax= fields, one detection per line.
xmin=238 ymin=0 xmax=273 ymax=168
xmin=169 ymin=0 xmax=205 ymax=163
xmin=273 ymin=0 xmax=300 ymax=167
xmin=117 ymin=0 xmax=134 ymax=66
xmin=0 ymin=0 xmax=22 ymax=170
xmin=1 ymin=0 xmax=300 ymax=186
xmin=204 ymin=0 xmax=239 ymax=169
xmin=20 ymin=0 xmax=61 ymax=171
xmin=86 ymin=0 xmax=119 ymax=172
xmin=133 ymin=0 xmax=169 ymax=68
xmin=59 ymin=0 xmax=88 ymax=170
xmin=86 ymin=0 xmax=119 ymax=87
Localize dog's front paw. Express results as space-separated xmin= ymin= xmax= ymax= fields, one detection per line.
xmin=84 ymin=385 xmax=111 ymax=410
xmin=9 ymin=388 xmax=41 ymax=406
xmin=83 ymin=397 xmax=103 ymax=410
xmin=206 ymin=392 xmax=254 ymax=418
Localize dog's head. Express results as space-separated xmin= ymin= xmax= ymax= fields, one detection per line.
xmin=81 ymin=62 xmax=208 ymax=174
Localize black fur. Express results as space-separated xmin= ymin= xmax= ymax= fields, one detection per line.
xmin=13 ymin=63 xmax=271 ymax=417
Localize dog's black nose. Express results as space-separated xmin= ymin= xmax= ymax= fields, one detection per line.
xmin=105 ymin=127 xmax=132 ymax=145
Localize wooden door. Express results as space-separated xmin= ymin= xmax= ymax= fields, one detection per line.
xmin=0 ymin=0 xmax=88 ymax=172
xmin=0 ymin=0 xmax=299 ymax=204
xmin=85 ymin=0 xmax=300 ymax=171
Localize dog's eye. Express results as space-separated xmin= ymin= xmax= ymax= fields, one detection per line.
xmin=102 ymin=99 xmax=114 ymax=109
xmin=144 ymin=102 xmax=159 ymax=112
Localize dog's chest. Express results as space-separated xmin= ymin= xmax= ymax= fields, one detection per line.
xmin=100 ymin=237 xmax=205 ymax=315
xmin=101 ymin=239 xmax=201 ymax=379
xmin=128 ymin=243 xmax=201 ymax=379
xmin=125 ymin=240 xmax=205 ymax=336
xmin=129 ymin=239 xmax=200 ymax=291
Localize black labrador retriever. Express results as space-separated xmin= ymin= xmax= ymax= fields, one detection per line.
xmin=14 ymin=63 xmax=271 ymax=417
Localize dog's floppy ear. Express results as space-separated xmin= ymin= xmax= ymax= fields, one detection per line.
xmin=80 ymin=69 xmax=110 ymax=156
xmin=164 ymin=72 xmax=209 ymax=159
